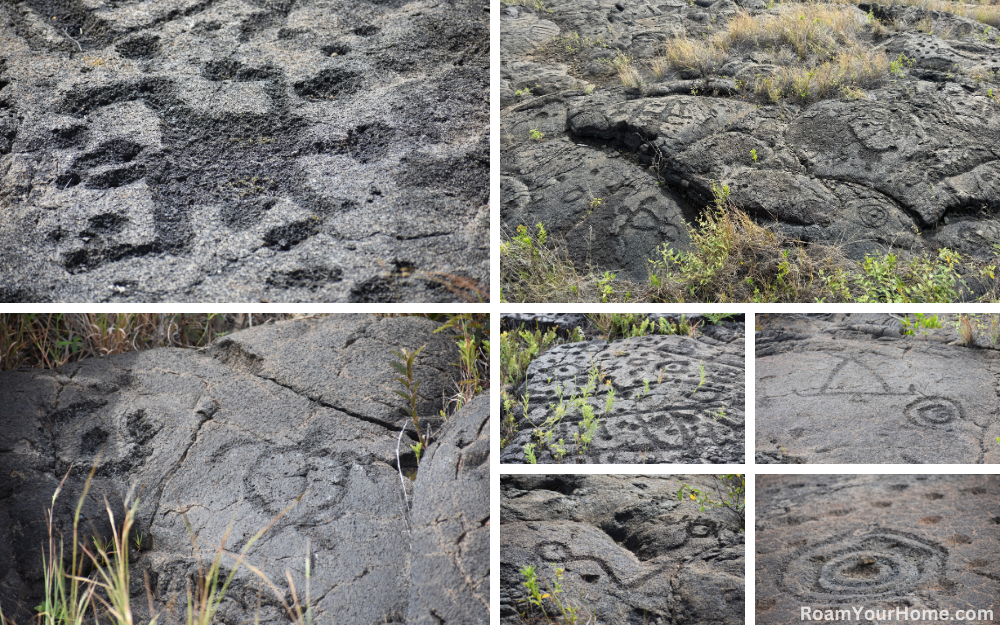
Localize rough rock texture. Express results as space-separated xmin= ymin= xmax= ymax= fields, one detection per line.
xmin=501 ymin=474 xmax=745 ymax=625
xmin=407 ymin=394 xmax=489 ymax=625
xmin=0 ymin=315 xmax=489 ymax=624
xmin=501 ymin=0 xmax=1000 ymax=283
xmin=501 ymin=332 xmax=745 ymax=464
xmin=0 ymin=0 xmax=488 ymax=302
xmin=756 ymin=313 xmax=1000 ymax=464
xmin=757 ymin=474 xmax=1000 ymax=625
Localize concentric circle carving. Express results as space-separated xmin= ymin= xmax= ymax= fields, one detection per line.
xmin=859 ymin=203 xmax=889 ymax=228
xmin=905 ymin=397 xmax=960 ymax=427
xmin=781 ymin=529 xmax=945 ymax=602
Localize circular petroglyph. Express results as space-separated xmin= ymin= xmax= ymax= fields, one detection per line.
xmin=539 ymin=542 xmax=570 ymax=561
xmin=781 ymin=530 xmax=945 ymax=602
xmin=905 ymin=397 xmax=960 ymax=428
xmin=858 ymin=203 xmax=889 ymax=229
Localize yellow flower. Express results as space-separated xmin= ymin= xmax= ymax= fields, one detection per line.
xmin=690 ymin=493 xmax=697 ymax=500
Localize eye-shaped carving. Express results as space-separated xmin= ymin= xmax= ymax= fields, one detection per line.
xmin=905 ymin=397 xmax=961 ymax=427
xmin=780 ymin=529 xmax=946 ymax=602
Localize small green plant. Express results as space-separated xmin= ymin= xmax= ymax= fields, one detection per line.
xmin=518 ymin=564 xmax=591 ymax=623
xmin=678 ymin=475 xmax=746 ymax=531
xmin=692 ymin=361 xmax=706 ymax=396
xmin=890 ymin=53 xmax=913 ymax=77
xmin=390 ymin=345 xmax=429 ymax=460
xmin=589 ymin=197 xmax=603 ymax=212
xmin=529 ymin=128 xmax=545 ymax=142
xmin=642 ymin=378 xmax=651 ymax=397
xmin=524 ymin=442 xmax=538 ymax=464
xmin=598 ymin=271 xmax=616 ymax=302
xmin=900 ymin=313 xmax=943 ymax=336
xmin=515 ymin=87 xmax=532 ymax=97
xmin=750 ymin=148 xmax=758 ymax=164
xmin=712 ymin=406 xmax=727 ymax=420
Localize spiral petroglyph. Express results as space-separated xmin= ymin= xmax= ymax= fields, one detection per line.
xmin=781 ymin=529 xmax=946 ymax=602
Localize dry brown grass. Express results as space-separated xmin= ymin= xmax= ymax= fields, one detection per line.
xmin=757 ymin=46 xmax=888 ymax=101
xmin=724 ymin=4 xmax=866 ymax=58
xmin=0 ymin=313 xmax=312 ymax=371
xmin=659 ymin=37 xmax=729 ymax=76
xmin=825 ymin=0 xmax=1000 ymax=30
xmin=653 ymin=5 xmax=891 ymax=102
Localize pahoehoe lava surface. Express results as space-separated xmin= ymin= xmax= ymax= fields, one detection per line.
xmin=501 ymin=0 xmax=1000 ymax=283
xmin=0 ymin=315 xmax=490 ymax=624
xmin=756 ymin=475 xmax=1000 ymax=624
xmin=756 ymin=313 xmax=1000 ymax=464
xmin=500 ymin=326 xmax=745 ymax=464
xmin=0 ymin=0 xmax=488 ymax=302
xmin=501 ymin=475 xmax=745 ymax=625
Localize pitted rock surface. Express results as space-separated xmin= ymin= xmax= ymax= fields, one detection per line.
xmin=756 ymin=314 xmax=1000 ymax=464
xmin=501 ymin=333 xmax=745 ymax=464
xmin=756 ymin=475 xmax=1000 ymax=624
xmin=501 ymin=0 xmax=1000 ymax=282
xmin=0 ymin=315 xmax=489 ymax=624
xmin=500 ymin=475 xmax=745 ymax=625
xmin=0 ymin=0 xmax=488 ymax=302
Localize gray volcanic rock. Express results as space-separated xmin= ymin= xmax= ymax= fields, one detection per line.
xmin=0 ymin=315 xmax=489 ymax=624
xmin=756 ymin=475 xmax=1000 ymax=625
xmin=500 ymin=474 xmax=745 ymax=625
xmin=756 ymin=313 xmax=1000 ymax=463
xmin=0 ymin=0 xmax=488 ymax=302
xmin=501 ymin=333 xmax=745 ymax=464
xmin=407 ymin=394 xmax=490 ymax=625
xmin=501 ymin=0 xmax=1000 ymax=284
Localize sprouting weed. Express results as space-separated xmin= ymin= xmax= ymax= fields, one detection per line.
xmin=524 ymin=442 xmax=538 ymax=464
xmin=692 ymin=361 xmax=706 ymax=395
xmin=678 ymin=474 xmax=745 ymax=531
xmin=551 ymin=439 xmax=567 ymax=461
xmin=390 ymin=345 xmax=428 ymax=460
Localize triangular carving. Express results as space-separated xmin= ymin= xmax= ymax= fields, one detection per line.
xmin=821 ymin=358 xmax=890 ymax=394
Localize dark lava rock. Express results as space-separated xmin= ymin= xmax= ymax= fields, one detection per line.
xmin=756 ymin=314 xmax=1000 ymax=463
xmin=756 ymin=475 xmax=999 ymax=624
xmin=501 ymin=474 xmax=745 ymax=625
xmin=0 ymin=0 xmax=488 ymax=302
xmin=501 ymin=332 xmax=745 ymax=464
xmin=0 ymin=315 xmax=489 ymax=624
xmin=501 ymin=0 xmax=1000 ymax=283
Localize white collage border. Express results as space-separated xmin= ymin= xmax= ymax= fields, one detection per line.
xmin=0 ymin=3 xmax=996 ymax=623
xmin=492 ymin=306 xmax=1000 ymax=625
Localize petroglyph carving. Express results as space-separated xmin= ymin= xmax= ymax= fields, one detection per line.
xmin=781 ymin=529 xmax=946 ymax=602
